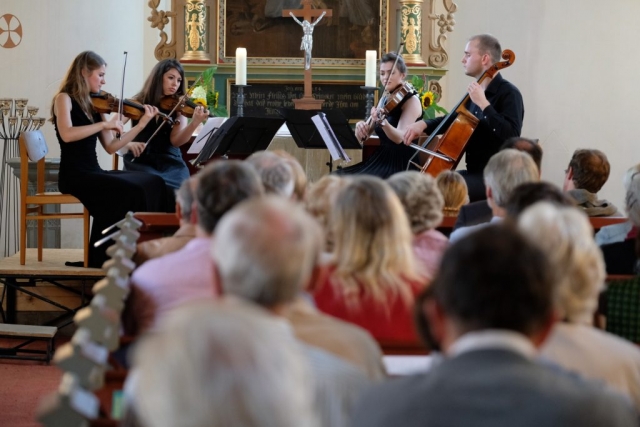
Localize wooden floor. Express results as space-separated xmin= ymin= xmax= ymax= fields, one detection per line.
xmin=0 ymin=249 xmax=103 ymax=278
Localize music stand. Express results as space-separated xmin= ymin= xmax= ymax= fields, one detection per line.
xmin=279 ymin=108 xmax=361 ymax=172
xmin=193 ymin=116 xmax=285 ymax=166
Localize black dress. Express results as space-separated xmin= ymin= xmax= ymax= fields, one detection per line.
xmin=336 ymin=89 xmax=421 ymax=179
xmin=55 ymin=98 xmax=168 ymax=267
xmin=123 ymin=111 xmax=190 ymax=207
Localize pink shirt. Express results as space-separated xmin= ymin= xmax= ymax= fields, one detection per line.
xmin=123 ymin=237 xmax=219 ymax=336
xmin=413 ymin=229 xmax=449 ymax=280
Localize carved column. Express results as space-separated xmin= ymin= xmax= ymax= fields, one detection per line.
xmin=181 ymin=0 xmax=210 ymax=62
xmin=426 ymin=0 xmax=457 ymax=68
xmin=399 ymin=0 xmax=425 ymax=65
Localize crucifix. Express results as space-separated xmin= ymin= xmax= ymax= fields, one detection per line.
xmin=283 ymin=0 xmax=332 ymax=110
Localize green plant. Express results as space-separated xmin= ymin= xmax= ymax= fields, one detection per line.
xmin=409 ymin=75 xmax=448 ymax=120
xmin=189 ymin=67 xmax=228 ymax=117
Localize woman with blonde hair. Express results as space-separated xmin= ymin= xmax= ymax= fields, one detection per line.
xmin=313 ymin=176 xmax=428 ymax=342
xmin=435 ymin=170 xmax=469 ymax=217
xmin=304 ymin=175 xmax=349 ymax=252
xmin=387 ymin=171 xmax=448 ymax=279
xmin=518 ymin=202 xmax=640 ymax=408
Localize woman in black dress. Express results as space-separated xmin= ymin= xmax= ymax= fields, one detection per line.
xmin=51 ymin=51 xmax=168 ymax=267
xmin=338 ymin=52 xmax=423 ymax=179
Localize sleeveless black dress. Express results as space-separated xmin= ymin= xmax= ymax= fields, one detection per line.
xmin=123 ymin=111 xmax=190 ymax=206
xmin=336 ymin=89 xmax=421 ymax=179
xmin=55 ymin=98 xmax=168 ymax=267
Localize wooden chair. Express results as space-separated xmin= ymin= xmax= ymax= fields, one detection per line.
xmin=19 ymin=130 xmax=90 ymax=266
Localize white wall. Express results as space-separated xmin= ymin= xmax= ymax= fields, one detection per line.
xmin=437 ymin=0 xmax=640 ymax=210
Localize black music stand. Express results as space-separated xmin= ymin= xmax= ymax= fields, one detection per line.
xmin=193 ymin=116 xmax=285 ymax=166
xmin=279 ymin=108 xmax=361 ymax=172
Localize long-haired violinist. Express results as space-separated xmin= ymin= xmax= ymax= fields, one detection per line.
xmin=337 ymin=51 xmax=423 ymax=179
xmin=403 ymin=34 xmax=524 ymax=202
xmin=51 ymin=51 xmax=168 ymax=267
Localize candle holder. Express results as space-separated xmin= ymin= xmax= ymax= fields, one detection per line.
xmin=360 ymin=86 xmax=379 ymax=121
xmin=0 ymin=98 xmax=46 ymax=257
xmin=234 ymin=84 xmax=250 ymax=117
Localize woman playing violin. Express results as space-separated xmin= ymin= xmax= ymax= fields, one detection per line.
xmin=338 ymin=52 xmax=422 ymax=179
xmin=51 ymin=51 xmax=168 ymax=267
xmin=121 ymin=59 xmax=209 ymax=205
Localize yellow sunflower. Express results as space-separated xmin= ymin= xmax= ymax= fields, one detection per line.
xmin=192 ymin=98 xmax=208 ymax=107
xmin=420 ymin=91 xmax=435 ymax=109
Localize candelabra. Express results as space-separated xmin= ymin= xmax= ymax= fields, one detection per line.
xmin=234 ymin=85 xmax=249 ymax=117
xmin=0 ymin=98 xmax=46 ymax=258
xmin=360 ymin=86 xmax=379 ymax=121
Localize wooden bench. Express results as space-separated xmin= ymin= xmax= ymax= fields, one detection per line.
xmin=0 ymin=323 xmax=57 ymax=362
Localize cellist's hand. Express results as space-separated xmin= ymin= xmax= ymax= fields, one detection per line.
xmin=403 ymin=120 xmax=427 ymax=145
xmin=468 ymin=81 xmax=490 ymax=110
xmin=355 ymin=120 xmax=369 ymax=141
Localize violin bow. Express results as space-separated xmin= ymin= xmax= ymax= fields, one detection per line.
xmin=117 ymin=51 xmax=128 ymax=140
xmin=143 ymin=72 xmax=205 ymax=146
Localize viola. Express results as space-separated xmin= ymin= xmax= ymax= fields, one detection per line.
xmin=90 ymin=91 xmax=174 ymax=124
xmin=407 ymin=49 xmax=517 ymax=176
xmin=159 ymin=95 xmax=214 ymax=119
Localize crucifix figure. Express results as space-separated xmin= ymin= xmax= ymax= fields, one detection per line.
xmin=290 ymin=11 xmax=326 ymax=70
xmin=283 ymin=0 xmax=333 ymax=109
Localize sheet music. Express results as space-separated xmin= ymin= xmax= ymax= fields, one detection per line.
xmin=310 ymin=113 xmax=351 ymax=162
xmin=188 ymin=117 xmax=227 ymax=154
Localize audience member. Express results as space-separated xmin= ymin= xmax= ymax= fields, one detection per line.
xmin=599 ymin=166 xmax=640 ymax=275
xmin=304 ymin=175 xmax=349 ymax=252
xmin=123 ymin=160 xmax=264 ymax=336
xmin=313 ymin=176 xmax=428 ymax=343
xmin=351 ymin=225 xmax=637 ymax=427
xmin=272 ymin=149 xmax=308 ymax=201
xmin=450 ymin=149 xmax=538 ymax=242
xmin=563 ymin=149 xmax=619 ymax=216
xmin=504 ymin=181 xmax=574 ymax=218
xmin=133 ymin=178 xmax=196 ymax=266
xmin=435 ymin=170 xmax=469 ymax=217
xmin=130 ymin=300 xmax=318 ymax=427
xmin=213 ymin=196 xmax=370 ymax=427
xmin=388 ymin=171 xmax=449 ymax=280
xmin=500 ymin=137 xmax=543 ymax=173
xmin=245 ymin=150 xmax=295 ymax=197
xmin=518 ymin=202 xmax=640 ymax=408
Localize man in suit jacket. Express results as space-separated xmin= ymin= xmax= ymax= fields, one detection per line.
xmin=352 ymin=225 xmax=637 ymax=427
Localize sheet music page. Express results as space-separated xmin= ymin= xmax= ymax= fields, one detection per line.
xmin=188 ymin=117 xmax=227 ymax=154
xmin=310 ymin=113 xmax=351 ymax=162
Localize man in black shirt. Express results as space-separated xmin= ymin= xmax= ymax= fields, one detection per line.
xmin=404 ymin=34 xmax=524 ymax=202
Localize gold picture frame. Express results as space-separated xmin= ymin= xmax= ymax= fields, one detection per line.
xmin=218 ymin=0 xmax=388 ymax=66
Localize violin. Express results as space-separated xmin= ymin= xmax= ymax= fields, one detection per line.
xmin=90 ymin=91 xmax=174 ymax=124
xmin=159 ymin=95 xmax=214 ymax=119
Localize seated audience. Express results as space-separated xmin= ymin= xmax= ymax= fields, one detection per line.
xmin=133 ymin=178 xmax=196 ymax=266
xmin=504 ymin=181 xmax=574 ymax=218
xmin=129 ymin=300 xmax=318 ymax=427
xmin=600 ymin=168 xmax=640 ymax=275
xmin=450 ymin=149 xmax=539 ymax=242
xmin=453 ymin=138 xmax=542 ymax=230
xmin=518 ymin=202 xmax=640 ymax=409
xmin=272 ymin=149 xmax=308 ymax=201
xmin=596 ymin=163 xmax=639 ymax=246
xmin=304 ymin=175 xmax=349 ymax=252
xmin=435 ymin=170 xmax=469 ymax=217
xmin=245 ymin=150 xmax=295 ymax=197
xmin=313 ymin=176 xmax=429 ymax=343
xmin=123 ymin=160 xmax=264 ymax=336
xmin=563 ymin=149 xmax=619 ymax=216
xmin=351 ymin=225 xmax=637 ymax=427
xmin=213 ymin=197 xmax=370 ymax=427
xmin=388 ymin=171 xmax=449 ymax=280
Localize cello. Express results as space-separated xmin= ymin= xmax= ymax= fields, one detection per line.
xmin=406 ymin=49 xmax=516 ymax=176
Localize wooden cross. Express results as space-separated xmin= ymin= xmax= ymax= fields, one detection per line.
xmin=283 ymin=0 xmax=333 ymax=110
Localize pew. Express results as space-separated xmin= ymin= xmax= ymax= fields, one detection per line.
xmin=133 ymin=212 xmax=180 ymax=244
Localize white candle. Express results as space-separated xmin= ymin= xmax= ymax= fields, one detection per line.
xmin=365 ymin=50 xmax=377 ymax=87
xmin=236 ymin=47 xmax=247 ymax=85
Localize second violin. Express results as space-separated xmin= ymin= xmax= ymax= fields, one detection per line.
xmin=159 ymin=95 xmax=213 ymax=119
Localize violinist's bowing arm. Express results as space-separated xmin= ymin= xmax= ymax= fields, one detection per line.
xmin=397 ymin=96 xmax=426 ymax=145
xmin=99 ymin=105 xmax=158 ymax=154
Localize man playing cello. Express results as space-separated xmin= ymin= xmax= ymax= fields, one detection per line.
xmin=403 ymin=34 xmax=524 ymax=202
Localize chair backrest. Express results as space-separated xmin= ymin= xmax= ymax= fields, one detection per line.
xmin=20 ymin=130 xmax=48 ymax=162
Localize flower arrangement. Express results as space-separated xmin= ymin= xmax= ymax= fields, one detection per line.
xmin=189 ymin=67 xmax=228 ymax=117
xmin=409 ymin=75 xmax=448 ymax=120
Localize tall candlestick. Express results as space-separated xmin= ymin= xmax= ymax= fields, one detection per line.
xmin=365 ymin=50 xmax=377 ymax=88
xmin=236 ymin=48 xmax=247 ymax=85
